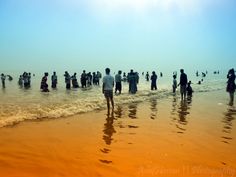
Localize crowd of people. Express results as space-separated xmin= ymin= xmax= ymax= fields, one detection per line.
xmin=1 ymin=68 xmax=235 ymax=110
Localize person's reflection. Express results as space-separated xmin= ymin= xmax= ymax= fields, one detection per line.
xmin=171 ymin=96 xmax=178 ymax=116
xmin=150 ymin=98 xmax=158 ymax=119
xmin=103 ymin=110 xmax=116 ymax=145
xmin=176 ymin=99 xmax=191 ymax=134
xmin=221 ymin=106 xmax=236 ymax=144
xmin=114 ymin=105 xmax=123 ymax=119
xmin=128 ymin=103 xmax=138 ymax=119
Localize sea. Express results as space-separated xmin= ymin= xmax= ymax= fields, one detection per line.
xmin=0 ymin=70 xmax=227 ymax=127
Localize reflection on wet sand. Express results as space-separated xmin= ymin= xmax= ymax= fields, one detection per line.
xmin=150 ymin=98 xmax=158 ymax=119
xmin=128 ymin=103 xmax=138 ymax=119
xmin=103 ymin=111 xmax=116 ymax=145
xmin=100 ymin=111 xmax=116 ymax=164
xmin=114 ymin=105 xmax=123 ymax=119
xmin=172 ymin=96 xmax=192 ymax=134
xmin=221 ymin=106 xmax=236 ymax=144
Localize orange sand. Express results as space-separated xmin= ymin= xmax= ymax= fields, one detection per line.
xmin=0 ymin=91 xmax=235 ymax=177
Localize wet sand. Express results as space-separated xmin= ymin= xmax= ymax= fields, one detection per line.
xmin=0 ymin=90 xmax=235 ymax=177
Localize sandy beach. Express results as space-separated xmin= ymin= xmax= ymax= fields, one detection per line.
xmin=0 ymin=90 xmax=235 ymax=177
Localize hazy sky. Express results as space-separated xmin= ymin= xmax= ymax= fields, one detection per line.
xmin=0 ymin=0 xmax=235 ymax=72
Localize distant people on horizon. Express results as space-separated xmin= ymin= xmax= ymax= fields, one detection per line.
xmin=102 ymin=68 xmax=114 ymax=111
xmin=173 ymin=72 xmax=177 ymax=93
xmin=115 ymin=70 xmax=122 ymax=94
xmin=81 ymin=70 xmax=87 ymax=88
xmin=40 ymin=72 xmax=49 ymax=92
xmin=18 ymin=75 xmax=23 ymax=87
xmin=196 ymin=71 xmax=199 ymax=77
xmin=179 ymin=69 xmax=188 ymax=100
xmin=1 ymin=73 xmax=6 ymax=88
xmin=64 ymin=71 xmax=71 ymax=89
xmin=128 ymin=70 xmax=138 ymax=94
xmin=71 ymin=73 xmax=79 ymax=88
xmin=92 ymin=72 xmax=97 ymax=85
xmin=202 ymin=72 xmax=206 ymax=78
xmin=226 ymin=68 xmax=235 ymax=106
xmin=151 ymin=71 xmax=157 ymax=90
xmin=160 ymin=72 xmax=163 ymax=77
xmin=186 ymin=81 xmax=193 ymax=97
xmin=97 ymin=71 xmax=102 ymax=85
xmin=7 ymin=75 xmax=13 ymax=81
xmin=145 ymin=72 xmax=150 ymax=81
xmin=87 ymin=72 xmax=92 ymax=86
xmin=23 ymin=72 xmax=31 ymax=88
xmin=51 ymin=71 xmax=57 ymax=89
xmin=123 ymin=72 xmax=127 ymax=82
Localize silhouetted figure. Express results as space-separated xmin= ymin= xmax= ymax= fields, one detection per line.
xmin=71 ymin=73 xmax=79 ymax=88
xmin=102 ymin=68 xmax=114 ymax=111
xmin=151 ymin=71 xmax=157 ymax=90
xmin=123 ymin=72 xmax=127 ymax=82
xmin=87 ymin=72 xmax=92 ymax=86
xmin=145 ymin=72 xmax=150 ymax=81
xmin=197 ymin=81 xmax=201 ymax=85
xmin=173 ymin=73 xmax=177 ymax=93
xmin=179 ymin=69 xmax=188 ymax=100
xmin=1 ymin=73 xmax=6 ymax=88
xmin=64 ymin=71 xmax=71 ymax=89
xmin=160 ymin=72 xmax=163 ymax=77
xmin=51 ymin=71 xmax=57 ymax=89
xmin=7 ymin=75 xmax=13 ymax=81
xmin=23 ymin=72 xmax=30 ymax=88
xmin=186 ymin=81 xmax=193 ymax=97
xmin=97 ymin=71 xmax=102 ymax=85
xmin=81 ymin=70 xmax=87 ymax=88
xmin=18 ymin=75 xmax=23 ymax=87
xmin=196 ymin=71 xmax=199 ymax=77
xmin=40 ymin=72 xmax=49 ymax=92
xmin=128 ymin=70 xmax=138 ymax=94
xmin=92 ymin=72 xmax=97 ymax=85
xmin=226 ymin=68 xmax=236 ymax=106
xmin=115 ymin=70 xmax=122 ymax=94
xmin=28 ymin=73 xmax=31 ymax=87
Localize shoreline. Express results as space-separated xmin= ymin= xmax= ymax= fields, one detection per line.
xmin=0 ymin=90 xmax=235 ymax=177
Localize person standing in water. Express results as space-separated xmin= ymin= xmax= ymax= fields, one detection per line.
xmin=64 ymin=71 xmax=71 ymax=89
xmin=102 ymin=68 xmax=114 ymax=111
xmin=150 ymin=71 xmax=157 ymax=90
xmin=172 ymin=72 xmax=177 ymax=93
xmin=115 ymin=70 xmax=122 ymax=94
xmin=51 ymin=71 xmax=57 ymax=89
xmin=179 ymin=69 xmax=188 ymax=100
xmin=1 ymin=73 xmax=6 ymax=88
xmin=40 ymin=72 xmax=49 ymax=92
xmin=145 ymin=72 xmax=150 ymax=81
xmin=227 ymin=68 xmax=236 ymax=105
xmin=71 ymin=73 xmax=79 ymax=88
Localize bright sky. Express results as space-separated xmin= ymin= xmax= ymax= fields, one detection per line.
xmin=0 ymin=0 xmax=235 ymax=72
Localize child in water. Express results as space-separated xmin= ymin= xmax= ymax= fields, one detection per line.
xmin=186 ymin=81 xmax=193 ymax=97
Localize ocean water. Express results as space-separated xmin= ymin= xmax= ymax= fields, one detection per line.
xmin=0 ymin=71 xmax=227 ymax=127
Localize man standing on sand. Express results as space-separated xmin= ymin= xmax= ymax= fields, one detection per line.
xmin=179 ymin=69 xmax=188 ymax=100
xmin=103 ymin=68 xmax=114 ymax=111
